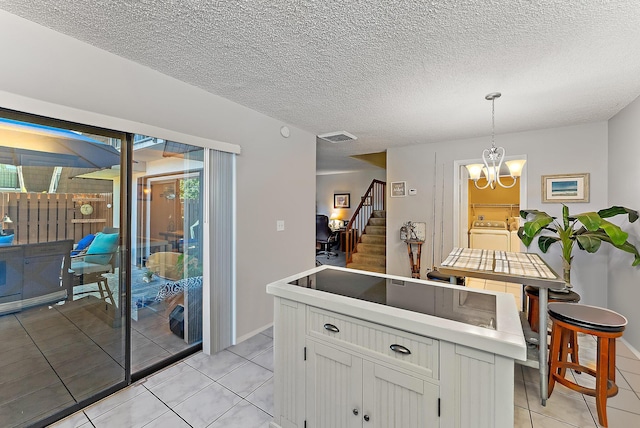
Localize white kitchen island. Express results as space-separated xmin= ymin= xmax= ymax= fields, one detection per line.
xmin=266 ymin=266 xmax=526 ymax=428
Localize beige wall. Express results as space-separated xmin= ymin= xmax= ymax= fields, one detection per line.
xmin=608 ymin=94 xmax=640 ymax=351
xmin=0 ymin=10 xmax=316 ymax=341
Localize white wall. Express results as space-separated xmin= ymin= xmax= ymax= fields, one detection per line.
xmin=0 ymin=10 xmax=317 ymax=340
xmin=316 ymin=169 xmax=386 ymax=220
xmin=387 ymin=122 xmax=610 ymax=306
xmin=608 ymin=94 xmax=640 ymax=351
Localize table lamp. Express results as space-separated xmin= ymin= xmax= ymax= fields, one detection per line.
xmin=329 ymin=212 xmax=342 ymax=230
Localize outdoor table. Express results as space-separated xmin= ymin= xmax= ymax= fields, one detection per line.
xmin=439 ymin=247 xmax=566 ymax=406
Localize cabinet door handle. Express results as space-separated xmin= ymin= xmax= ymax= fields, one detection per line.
xmin=352 ymin=408 xmax=359 ymax=416
xmin=364 ymin=414 xmax=370 ymax=422
xmin=323 ymin=323 xmax=340 ymax=333
xmin=390 ymin=344 xmax=411 ymax=355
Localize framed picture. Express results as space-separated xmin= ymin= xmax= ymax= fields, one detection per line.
xmin=361 ymin=196 xmax=372 ymax=206
xmin=390 ymin=181 xmax=407 ymax=197
xmin=542 ymin=173 xmax=590 ymax=203
xmin=334 ymin=193 xmax=350 ymax=208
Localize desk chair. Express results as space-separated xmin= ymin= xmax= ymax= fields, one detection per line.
xmin=316 ymin=214 xmax=338 ymax=258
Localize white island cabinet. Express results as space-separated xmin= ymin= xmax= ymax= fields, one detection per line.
xmin=267 ymin=266 xmax=526 ymax=428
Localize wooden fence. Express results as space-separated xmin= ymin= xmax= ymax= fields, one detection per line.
xmin=1 ymin=192 xmax=114 ymax=245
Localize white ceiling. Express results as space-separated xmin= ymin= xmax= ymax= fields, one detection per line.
xmin=2 ymin=1 xmax=640 ymax=174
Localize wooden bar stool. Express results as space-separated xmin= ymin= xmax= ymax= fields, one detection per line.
xmin=547 ymin=302 xmax=627 ymax=427
xmin=525 ymin=285 xmax=581 ymax=332
xmin=525 ymin=285 xmax=581 ymax=367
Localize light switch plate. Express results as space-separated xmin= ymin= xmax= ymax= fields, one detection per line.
xmin=277 ymin=220 xmax=285 ymax=231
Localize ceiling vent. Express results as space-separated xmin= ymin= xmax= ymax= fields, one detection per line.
xmin=317 ymin=131 xmax=358 ymax=143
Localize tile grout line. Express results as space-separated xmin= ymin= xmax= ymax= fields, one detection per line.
xmin=140 ymin=384 xmax=194 ymax=428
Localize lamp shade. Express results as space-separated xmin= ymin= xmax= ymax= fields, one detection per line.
xmin=505 ymin=159 xmax=526 ymax=177
xmin=465 ymin=164 xmax=484 ymax=180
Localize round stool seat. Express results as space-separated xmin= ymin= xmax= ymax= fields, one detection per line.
xmin=548 ymin=302 xmax=627 ymax=333
xmin=524 ymin=285 xmax=581 ymax=302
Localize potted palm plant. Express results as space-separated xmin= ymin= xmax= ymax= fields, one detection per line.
xmin=518 ymin=205 xmax=640 ymax=290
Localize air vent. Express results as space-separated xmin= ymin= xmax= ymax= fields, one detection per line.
xmin=317 ymin=131 xmax=357 ymax=143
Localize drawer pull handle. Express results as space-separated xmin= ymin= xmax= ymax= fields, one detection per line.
xmin=390 ymin=344 xmax=411 ymax=355
xmin=323 ymin=323 xmax=340 ymax=333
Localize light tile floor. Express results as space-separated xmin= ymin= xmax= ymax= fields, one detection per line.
xmin=51 ymin=309 xmax=640 ymax=427
xmin=0 ymin=294 xmax=193 ymax=428
xmin=50 ymin=327 xmax=274 ymax=428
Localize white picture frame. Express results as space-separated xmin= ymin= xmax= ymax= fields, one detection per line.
xmin=390 ymin=181 xmax=407 ymax=197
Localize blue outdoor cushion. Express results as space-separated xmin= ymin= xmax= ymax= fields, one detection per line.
xmin=0 ymin=234 xmax=14 ymax=246
xmin=84 ymin=232 xmax=119 ymax=265
xmin=71 ymin=233 xmax=95 ymax=256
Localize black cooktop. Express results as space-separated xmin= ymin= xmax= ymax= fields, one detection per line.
xmin=289 ymin=269 xmax=497 ymax=329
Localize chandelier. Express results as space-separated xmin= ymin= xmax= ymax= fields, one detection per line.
xmin=466 ymin=92 xmax=526 ymax=189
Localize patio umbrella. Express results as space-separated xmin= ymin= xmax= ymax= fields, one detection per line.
xmin=0 ymin=117 xmax=121 ymax=168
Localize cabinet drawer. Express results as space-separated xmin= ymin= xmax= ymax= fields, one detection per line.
xmin=307 ymin=307 xmax=439 ymax=378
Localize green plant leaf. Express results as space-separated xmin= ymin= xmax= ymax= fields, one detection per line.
xmin=575 ymin=234 xmax=602 ymax=253
xmin=538 ymin=236 xmax=560 ymax=253
xmin=598 ymin=219 xmax=629 ymax=246
xmin=574 ymin=212 xmax=601 ymax=231
xmin=517 ymin=226 xmax=534 ymax=247
xmin=582 ymin=230 xmax=640 ymax=266
xmin=562 ymin=205 xmax=569 ymax=230
xmin=598 ymin=206 xmax=639 ymax=223
xmin=521 ymin=211 xmax=554 ymax=238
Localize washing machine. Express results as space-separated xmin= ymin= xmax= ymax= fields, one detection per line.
xmin=469 ymin=220 xmax=511 ymax=251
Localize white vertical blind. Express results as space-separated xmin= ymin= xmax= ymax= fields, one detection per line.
xmin=203 ymin=149 xmax=236 ymax=354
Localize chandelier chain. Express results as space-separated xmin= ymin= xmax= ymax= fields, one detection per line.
xmin=491 ymin=97 xmax=496 ymax=149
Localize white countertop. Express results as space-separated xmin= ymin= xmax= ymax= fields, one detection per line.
xmin=266 ymin=265 xmax=527 ymax=361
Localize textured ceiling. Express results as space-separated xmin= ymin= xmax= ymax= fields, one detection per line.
xmin=2 ymin=1 xmax=640 ymax=173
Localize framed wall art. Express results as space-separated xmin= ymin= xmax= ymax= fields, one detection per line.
xmin=542 ymin=173 xmax=590 ymax=203
xmin=334 ymin=193 xmax=350 ymax=208
xmin=390 ymin=181 xmax=407 ymax=197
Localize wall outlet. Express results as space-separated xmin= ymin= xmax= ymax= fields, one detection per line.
xmin=276 ymin=220 xmax=285 ymax=231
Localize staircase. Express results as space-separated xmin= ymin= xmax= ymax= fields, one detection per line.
xmin=347 ymin=210 xmax=386 ymax=274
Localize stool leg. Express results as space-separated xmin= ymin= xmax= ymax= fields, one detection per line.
xmin=570 ymin=331 xmax=581 ymax=374
xmin=596 ymin=337 xmax=610 ymax=427
xmin=548 ymin=322 xmax=563 ymax=396
xmin=558 ymin=327 xmax=572 ymax=378
xmin=609 ymin=339 xmax=616 ymax=386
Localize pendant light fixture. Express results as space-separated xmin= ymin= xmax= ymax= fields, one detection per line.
xmin=466 ymin=92 xmax=526 ymax=189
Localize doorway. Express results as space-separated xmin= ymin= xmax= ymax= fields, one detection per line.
xmin=453 ymin=155 xmax=528 ymax=249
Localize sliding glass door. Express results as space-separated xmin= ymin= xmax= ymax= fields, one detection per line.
xmin=131 ymin=137 xmax=204 ymax=373
xmin=0 ymin=110 xmax=232 ymax=427
xmin=0 ymin=111 xmax=127 ymax=427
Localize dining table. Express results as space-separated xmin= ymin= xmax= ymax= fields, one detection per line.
xmin=438 ymin=247 xmax=566 ymax=406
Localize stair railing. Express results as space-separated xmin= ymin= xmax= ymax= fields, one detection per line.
xmin=345 ymin=179 xmax=386 ymax=264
